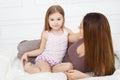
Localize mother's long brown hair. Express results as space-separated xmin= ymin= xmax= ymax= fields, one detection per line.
xmin=83 ymin=12 xmax=115 ymax=76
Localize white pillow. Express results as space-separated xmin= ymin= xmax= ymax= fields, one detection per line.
xmin=112 ymin=34 xmax=120 ymax=52
xmin=115 ymin=50 xmax=120 ymax=61
xmin=0 ymin=56 xmax=11 ymax=80
xmin=115 ymin=50 xmax=120 ymax=69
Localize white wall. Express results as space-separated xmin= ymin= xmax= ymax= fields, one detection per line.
xmin=0 ymin=0 xmax=120 ymax=49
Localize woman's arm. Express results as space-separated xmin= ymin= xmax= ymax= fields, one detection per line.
xmin=65 ymin=70 xmax=90 ymax=80
xmin=69 ymin=32 xmax=81 ymax=43
xmin=65 ymin=27 xmax=82 ymax=43
xmin=52 ymin=62 xmax=73 ymax=72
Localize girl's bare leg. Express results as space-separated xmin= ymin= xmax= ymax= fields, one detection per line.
xmin=24 ymin=62 xmax=40 ymax=74
xmin=36 ymin=60 xmax=51 ymax=72
xmin=52 ymin=62 xmax=73 ymax=72
xmin=24 ymin=61 xmax=51 ymax=74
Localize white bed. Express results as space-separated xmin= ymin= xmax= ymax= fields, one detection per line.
xmin=0 ymin=34 xmax=120 ymax=80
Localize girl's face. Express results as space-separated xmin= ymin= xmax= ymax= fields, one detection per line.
xmin=48 ymin=12 xmax=64 ymax=30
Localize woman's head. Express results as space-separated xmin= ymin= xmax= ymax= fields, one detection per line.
xmin=83 ymin=12 xmax=115 ymax=76
xmin=44 ymin=5 xmax=65 ymax=31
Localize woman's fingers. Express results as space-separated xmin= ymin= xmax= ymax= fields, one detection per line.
xmin=67 ymin=69 xmax=75 ymax=73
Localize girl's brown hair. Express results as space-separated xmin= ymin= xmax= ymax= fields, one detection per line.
xmin=44 ymin=5 xmax=65 ymax=31
xmin=83 ymin=12 xmax=115 ymax=76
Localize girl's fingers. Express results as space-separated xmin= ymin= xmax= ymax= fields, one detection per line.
xmin=23 ymin=59 xmax=26 ymax=66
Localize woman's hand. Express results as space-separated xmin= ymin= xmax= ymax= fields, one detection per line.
xmin=65 ymin=70 xmax=90 ymax=80
xmin=21 ymin=53 xmax=28 ymax=66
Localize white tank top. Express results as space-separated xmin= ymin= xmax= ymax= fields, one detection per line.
xmin=42 ymin=29 xmax=68 ymax=63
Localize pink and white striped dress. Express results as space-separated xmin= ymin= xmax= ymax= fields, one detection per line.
xmin=35 ymin=29 xmax=68 ymax=66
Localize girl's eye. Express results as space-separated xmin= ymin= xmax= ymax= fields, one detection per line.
xmin=50 ymin=19 xmax=54 ymax=21
xmin=57 ymin=18 xmax=61 ymax=20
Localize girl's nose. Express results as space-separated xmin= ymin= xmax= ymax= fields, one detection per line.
xmin=54 ymin=21 xmax=58 ymax=24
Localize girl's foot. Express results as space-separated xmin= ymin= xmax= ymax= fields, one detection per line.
xmin=24 ymin=62 xmax=40 ymax=74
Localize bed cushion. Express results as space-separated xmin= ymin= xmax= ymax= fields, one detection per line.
xmin=17 ymin=40 xmax=40 ymax=63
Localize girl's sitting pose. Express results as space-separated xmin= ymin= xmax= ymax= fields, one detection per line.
xmin=21 ymin=5 xmax=73 ymax=74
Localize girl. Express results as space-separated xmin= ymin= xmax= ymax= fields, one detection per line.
xmin=21 ymin=5 xmax=73 ymax=73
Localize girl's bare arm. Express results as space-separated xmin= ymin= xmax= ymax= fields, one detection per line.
xmin=25 ymin=31 xmax=48 ymax=57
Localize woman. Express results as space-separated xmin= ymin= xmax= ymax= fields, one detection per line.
xmin=52 ymin=12 xmax=115 ymax=80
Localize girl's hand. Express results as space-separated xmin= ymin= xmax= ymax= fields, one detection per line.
xmin=65 ymin=70 xmax=90 ymax=80
xmin=21 ymin=53 xmax=28 ymax=66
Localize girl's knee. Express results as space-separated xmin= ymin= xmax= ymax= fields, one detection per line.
xmin=37 ymin=61 xmax=51 ymax=72
xmin=66 ymin=62 xmax=73 ymax=69
xmin=52 ymin=62 xmax=73 ymax=72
